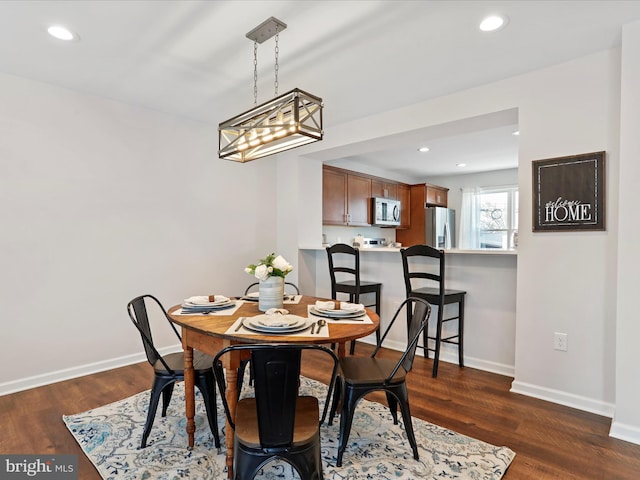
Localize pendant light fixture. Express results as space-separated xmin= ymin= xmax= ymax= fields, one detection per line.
xmin=218 ymin=17 xmax=324 ymax=162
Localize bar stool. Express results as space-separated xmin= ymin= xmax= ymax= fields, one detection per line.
xmin=400 ymin=244 xmax=466 ymax=377
xmin=326 ymin=243 xmax=381 ymax=354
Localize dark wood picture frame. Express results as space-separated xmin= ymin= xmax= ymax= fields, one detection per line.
xmin=532 ymin=151 xmax=606 ymax=232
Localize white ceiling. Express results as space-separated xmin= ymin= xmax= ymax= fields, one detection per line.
xmin=2 ymin=1 xmax=640 ymax=177
xmin=324 ymin=109 xmax=520 ymax=180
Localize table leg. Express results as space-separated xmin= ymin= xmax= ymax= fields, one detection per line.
xmin=224 ymin=355 xmax=239 ymax=479
xmin=184 ymin=346 xmax=195 ymax=448
xmin=337 ymin=341 xmax=346 ymax=358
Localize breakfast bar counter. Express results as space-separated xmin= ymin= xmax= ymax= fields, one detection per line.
xmin=300 ymin=245 xmax=517 ymax=255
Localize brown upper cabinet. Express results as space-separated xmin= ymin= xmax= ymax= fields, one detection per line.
xmin=322 ymin=166 xmax=371 ymax=226
xmin=322 ymin=165 xmax=411 ymax=227
xmin=347 ymin=174 xmax=372 ymax=225
xmin=397 ymin=183 xmax=411 ymax=228
xmin=322 ymin=167 xmax=348 ymax=225
xmin=371 ymin=179 xmax=397 ymax=200
xmin=425 ymin=184 xmax=449 ymax=207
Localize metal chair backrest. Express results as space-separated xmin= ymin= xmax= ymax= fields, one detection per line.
xmin=213 ymin=344 xmax=338 ymax=441
xmin=372 ymin=297 xmax=432 ymax=381
xmin=252 ymin=347 xmax=301 ymax=447
xmin=244 ymin=282 xmax=300 ymax=295
xmin=127 ymin=294 xmax=181 ymax=373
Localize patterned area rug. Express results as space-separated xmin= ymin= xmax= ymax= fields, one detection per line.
xmin=63 ymin=376 xmax=515 ymax=479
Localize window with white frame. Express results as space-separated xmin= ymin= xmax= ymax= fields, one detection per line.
xmin=459 ymin=186 xmax=519 ymax=249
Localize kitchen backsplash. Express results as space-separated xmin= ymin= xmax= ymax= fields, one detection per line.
xmin=322 ymin=225 xmax=396 ymax=246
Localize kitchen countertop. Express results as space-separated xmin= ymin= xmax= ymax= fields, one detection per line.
xmin=299 ymin=246 xmax=517 ymax=255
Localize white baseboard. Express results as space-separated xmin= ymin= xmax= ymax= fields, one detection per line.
xmin=4 ymin=339 xmax=626 ymax=447
xmin=510 ymin=380 xmax=616 ymax=418
xmin=609 ymin=421 xmax=640 ymax=446
xmin=362 ymin=337 xmax=515 ymax=377
xmin=0 ymin=345 xmax=182 ymax=396
xmin=371 ymin=339 xmax=623 ymax=421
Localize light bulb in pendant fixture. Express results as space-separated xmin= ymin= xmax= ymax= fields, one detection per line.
xmin=261 ymin=118 xmax=274 ymax=142
xmin=248 ymin=126 xmax=261 ymax=147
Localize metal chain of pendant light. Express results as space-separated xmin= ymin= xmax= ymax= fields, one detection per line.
xmin=251 ymin=23 xmax=280 ymax=104
xmin=218 ymin=17 xmax=324 ymax=163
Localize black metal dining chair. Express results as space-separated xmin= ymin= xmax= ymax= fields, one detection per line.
xmin=400 ymin=244 xmax=466 ymax=377
xmin=238 ymin=281 xmax=302 ymax=393
xmin=328 ymin=297 xmax=432 ymax=467
xmin=127 ymin=294 xmax=221 ymax=448
xmin=326 ymin=243 xmax=381 ymax=354
xmin=213 ymin=344 xmax=338 ymax=480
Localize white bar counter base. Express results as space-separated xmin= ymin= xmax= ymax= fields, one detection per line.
xmin=299 ymin=245 xmax=517 ymax=377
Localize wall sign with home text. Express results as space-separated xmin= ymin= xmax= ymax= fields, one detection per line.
xmin=532 ymin=151 xmax=606 ymax=232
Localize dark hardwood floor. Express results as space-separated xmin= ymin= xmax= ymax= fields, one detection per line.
xmin=2 ymin=344 xmax=639 ymax=479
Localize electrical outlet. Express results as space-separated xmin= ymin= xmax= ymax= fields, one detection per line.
xmin=554 ymin=332 xmax=568 ymax=352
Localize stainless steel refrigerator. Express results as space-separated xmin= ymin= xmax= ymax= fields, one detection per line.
xmin=425 ymin=207 xmax=456 ymax=249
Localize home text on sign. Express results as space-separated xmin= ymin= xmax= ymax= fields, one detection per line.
xmin=545 ymin=197 xmax=592 ymax=223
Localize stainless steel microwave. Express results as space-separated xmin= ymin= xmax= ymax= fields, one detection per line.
xmin=371 ymin=197 xmax=401 ymax=226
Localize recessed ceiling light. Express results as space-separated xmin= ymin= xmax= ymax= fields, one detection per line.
xmin=479 ymin=15 xmax=508 ymax=32
xmin=512 ymin=130 xmax=520 ymax=136
xmin=47 ymin=25 xmax=79 ymax=41
xmin=418 ymin=147 xmax=430 ymax=153
xmin=457 ymin=163 xmax=467 ymax=168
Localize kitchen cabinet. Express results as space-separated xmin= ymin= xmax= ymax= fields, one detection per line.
xmin=322 ymin=165 xmax=412 ymax=227
xmin=322 ymin=167 xmax=347 ymax=225
xmin=371 ymin=179 xmax=397 ymax=200
xmin=425 ymin=184 xmax=448 ymax=207
xmin=397 ymin=183 xmax=411 ymax=228
xmin=322 ymin=166 xmax=371 ymax=226
xmin=396 ymin=183 xmax=448 ymax=245
xmin=347 ymin=174 xmax=372 ymax=225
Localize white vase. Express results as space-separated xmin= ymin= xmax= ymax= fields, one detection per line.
xmin=259 ymin=276 xmax=284 ymax=312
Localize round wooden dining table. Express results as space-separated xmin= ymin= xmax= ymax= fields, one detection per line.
xmin=167 ymin=295 xmax=379 ymax=479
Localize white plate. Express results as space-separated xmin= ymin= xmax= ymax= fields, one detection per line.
xmin=242 ymin=316 xmax=311 ymax=333
xmin=184 ymin=298 xmax=232 ymax=307
xmin=250 ymin=314 xmax=303 ymax=328
xmin=242 ymin=292 xmax=260 ymax=301
xmin=314 ymin=307 xmax=365 ymax=316
xmin=256 ymin=316 xmax=302 ymax=327
xmin=181 ymin=301 xmax=236 ymax=312
xmin=309 ymin=307 xmax=366 ymax=319
xmin=243 ymin=292 xmax=294 ymax=301
xmin=184 ymin=295 xmax=230 ymax=306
